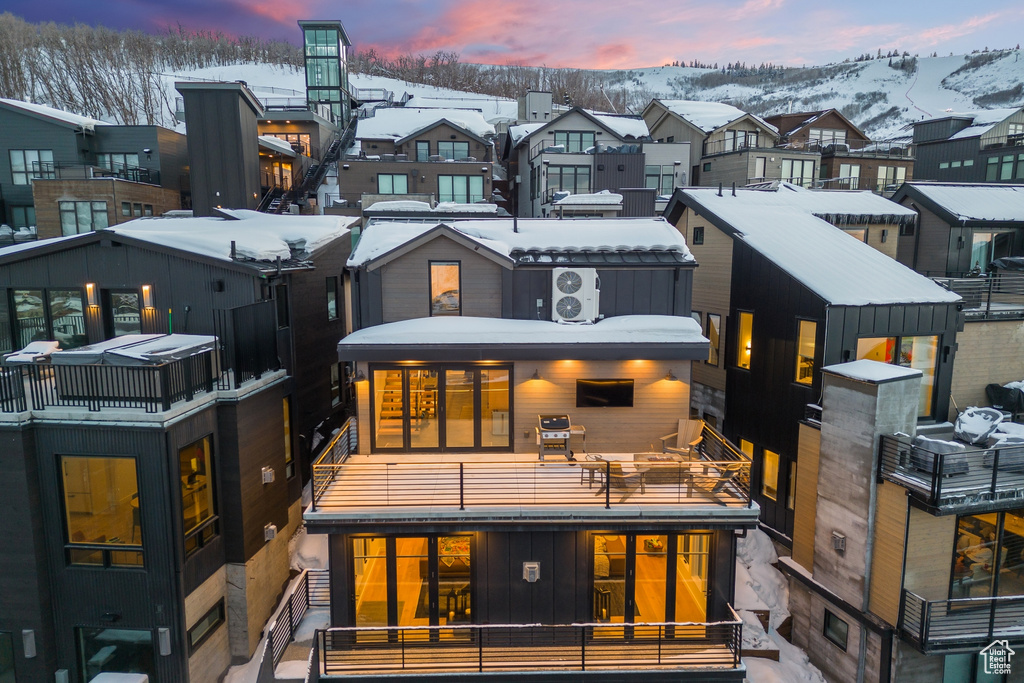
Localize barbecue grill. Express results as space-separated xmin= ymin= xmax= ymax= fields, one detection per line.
xmin=536 ymin=414 xmax=582 ymax=461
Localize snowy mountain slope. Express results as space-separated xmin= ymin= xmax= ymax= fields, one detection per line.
xmin=140 ymin=49 xmax=1024 ymax=138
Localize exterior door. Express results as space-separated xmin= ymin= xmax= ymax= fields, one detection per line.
xmin=370 ymin=365 xmax=511 ymax=452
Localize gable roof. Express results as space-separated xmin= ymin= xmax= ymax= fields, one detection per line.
xmin=354 ymin=108 xmax=495 ymax=142
xmin=506 ymin=107 xmax=649 ymax=149
xmin=0 ymin=211 xmax=357 ymax=274
xmin=892 ymin=182 xmax=1024 ymax=225
xmin=349 ymin=217 xmax=693 ymax=268
xmin=393 ymin=117 xmax=492 ymax=147
xmin=647 ymin=99 xmax=778 ymax=136
xmin=0 ymin=98 xmax=109 ymax=131
xmin=671 ymin=187 xmax=959 ymax=306
xmin=765 ymin=109 xmax=868 ymax=140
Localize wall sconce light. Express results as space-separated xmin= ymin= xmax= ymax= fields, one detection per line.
xmin=745 ymin=342 xmax=752 ymax=352
xmin=530 ymin=369 xmax=542 ymax=381
xmin=158 ymin=627 xmax=171 ymax=656
xmin=481 ymin=167 xmax=488 ymax=173
xmin=85 ymin=283 xmax=98 ymax=307
xmin=881 ymin=229 xmax=888 ymax=243
xmin=22 ymin=630 xmax=36 ymax=658
xmin=141 ymin=285 xmax=153 ymax=309
xmin=664 ymin=370 xmax=679 ymax=382
xmin=674 ymin=160 xmax=682 ymax=165
xmin=342 ymin=164 xmax=349 ymax=170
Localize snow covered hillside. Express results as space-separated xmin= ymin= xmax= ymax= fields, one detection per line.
xmin=157 ymin=49 xmax=1023 ymax=139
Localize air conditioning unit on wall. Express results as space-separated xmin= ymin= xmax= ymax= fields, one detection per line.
xmin=552 ymin=267 xmax=600 ymax=323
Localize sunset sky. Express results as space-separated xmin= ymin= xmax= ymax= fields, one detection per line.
xmin=2 ymin=0 xmax=1022 ymax=69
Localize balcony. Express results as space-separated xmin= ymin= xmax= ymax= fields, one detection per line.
xmin=934 ymin=273 xmax=1024 ymax=320
xmin=529 ymin=140 xmax=640 ymax=162
xmin=308 ymin=614 xmax=743 ymax=680
xmin=784 ymin=139 xmax=913 ymax=159
xmin=878 ymin=434 xmax=1024 ymax=513
xmin=53 ymin=162 xmax=160 ymax=186
xmin=701 ymin=136 xmax=775 ymax=158
xmin=901 ymin=590 xmax=1024 ymax=653
xmin=0 ymin=302 xmax=279 ymax=416
xmin=983 ymin=133 xmax=1024 ymax=151
xmin=308 ymin=424 xmax=755 ymax=526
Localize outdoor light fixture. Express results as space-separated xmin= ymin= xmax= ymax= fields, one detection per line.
xmin=85 ymin=283 xmax=98 ymax=307
xmin=22 ymin=630 xmax=35 ymax=658
xmin=141 ymin=285 xmax=153 ymax=309
xmin=664 ymin=370 xmax=679 ymax=382
xmin=530 ymin=369 xmax=542 ymax=381
xmin=354 ymin=370 xmax=367 ymax=382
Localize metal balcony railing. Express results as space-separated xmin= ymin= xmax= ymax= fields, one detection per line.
xmin=701 ymin=136 xmax=772 ymax=157
xmin=783 ymin=139 xmax=913 ymax=158
xmin=53 ymin=163 xmax=160 ymax=185
xmin=310 ymin=423 xmax=752 ymax=513
xmin=878 ymin=434 xmax=1024 ymax=511
xmin=310 ymin=610 xmax=743 ymax=678
xmin=901 ymin=590 xmax=1024 ymax=653
xmin=983 ymin=133 xmax=1024 ymax=151
xmin=934 ymin=273 xmax=1024 ymax=320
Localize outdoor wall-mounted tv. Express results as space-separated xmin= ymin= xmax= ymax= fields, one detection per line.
xmin=576 ymin=379 xmax=634 ymax=408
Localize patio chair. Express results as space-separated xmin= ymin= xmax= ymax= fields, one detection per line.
xmin=601 ymin=461 xmax=646 ymax=498
xmin=659 ymin=419 xmax=705 ymax=458
xmin=690 ymin=463 xmax=742 ymax=502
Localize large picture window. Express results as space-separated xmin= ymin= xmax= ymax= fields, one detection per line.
xmin=179 ymin=437 xmax=216 ymax=556
xmin=437 ymin=141 xmax=470 ymax=160
xmin=553 ymin=131 xmax=595 ymax=153
xmin=429 ymin=261 xmax=461 ymax=316
xmin=547 ymin=165 xmax=591 ymax=199
xmin=77 ymin=627 xmax=155 ymax=682
xmin=438 ymin=175 xmax=484 ymax=203
xmin=11 ymin=288 xmax=86 ymax=349
xmin=97 ymin=153 xmax=139 ymax=172
xmin=377 ymin=173 xmax=408 ymax=194
xmin=9 ymin=149 xmax=54 ymax=185
xmin=856 ymin=335 xmax=938 ymax=417
xmin=61 ymin=455 xmax=143 ymax=567
xmin=59 ymin=201 xmax=108 ymax=236
xmin=952 ymin=509 xmax=1024 ymax=599
xmin=782 ymin=158 xmax=815 ymax=187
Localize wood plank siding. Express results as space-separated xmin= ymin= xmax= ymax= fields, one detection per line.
xmin=868 ymin=481 xmax=909 ymax=626
xmin=791 ymin=423 xmax=820 ymax=571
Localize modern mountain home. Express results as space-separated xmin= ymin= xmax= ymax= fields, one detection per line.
xmin=665 ymin=184 xmax=961 ymax=540
xmin=641 ymin=99 xmax=819 ymax=189
xmin=782 ymin=359 xmax=1024 ymax=683
xmin=504 ymin=98 xmax=688 ymax=218
xmin=911 ymin=107 xmax=1024 ymax=184
xmin=302 ymin=216 xmax=759 ymax=680
xmin=764 ymin=108 xmax=914 ymax=194
xmin=0 ymin=98 xmax=188 ymax=239
xmin=0 ymin=210 xmax=356 ymax=682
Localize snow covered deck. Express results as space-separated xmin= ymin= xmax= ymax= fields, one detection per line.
xmin=307 ymin=451 xmax=756 ymax=527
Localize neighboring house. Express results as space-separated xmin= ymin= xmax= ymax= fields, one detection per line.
xmin=0 ymin=210 xmax=356 ymax=682
xmin=302 ymin=216 xmax=760 ymax=680
xmin=504 ymin=104 xmax=688 ymax=217
xmin=911 ymin=107 xmax=1024 ymax=183
xmin=764 ymin=109 xmax=914 ymax=194
xmin=891 ymin=183 xmax=1024 ymax=422
xmin=642 ymin=99 xmax=818 ymax=188
xmin=664 ymin=185 xmax=961 ymax=539
xmin=333 ymin=107 xmax=497 ymax=212
xmin=892 ymin=182 xmax=1024 ymax=276
xmin=0 ymin=98 xmax=188 ymax=238
xmin=781 ymin=359 xmax=1024 ymax=682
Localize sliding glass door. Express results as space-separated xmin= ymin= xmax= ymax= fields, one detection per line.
xmin=370 ymin=365 xmax=512 ymax=452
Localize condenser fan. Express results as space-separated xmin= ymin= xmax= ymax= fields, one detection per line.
xmin=556 ymin=296 xmax=583 ymax=319
xmin=555 ymin=270 xmax=583 ymax=294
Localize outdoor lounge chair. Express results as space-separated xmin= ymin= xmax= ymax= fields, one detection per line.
xmin=659 ymin=418 xmax=704 ymax=458
xmin=690 ymin=463 xmax=742 ymax=502
xmin=601 ymin=461 xmax=646 ymax=498
xmin=2 ymin=340 xmax=59 ymax=365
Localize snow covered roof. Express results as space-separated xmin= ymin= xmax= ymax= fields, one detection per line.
xmin=107 ymin=209 xmax=357 ymax=263
xmin=657 ymin=100 xmax=778 ymax=135
xmin=895 ymin=183 xmax=1024 ymax=223
xmin=0 ymin=98 xmax=109 ymax=130
xmin=337 ymin=315 xmax=708 ymax=361
xmin=355 ymin=108 xmax=495 ymax=141
xmin=366 ymin=200 xmax=499 ymax=214
xmin=349 ymin=217 xmax=692 ymax=268
xmin=589 ymin=113 xmax=650 ymax=139
xmin=823 ymin=359 xmax=922 ymax=383
xmin=676 ymin=188 xmax=959 ymax=306
xmin=553 ymin=191 xmax=623 ymax=206
xmin=258 ymin=135 xmax=297 ymax=156
xmin=508 ymin=122 xmax=545 ymax=145
xmin=920 ymin=107 xmax=1023 ymax=140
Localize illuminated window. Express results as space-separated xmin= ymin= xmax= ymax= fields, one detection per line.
xmin=795 ymin=320 xmax=817 ymax=385
xmin=736 ymin=311 xmax=753 ymax=369
xmin=429 ymin=261 xmax=461 ymax=316
xmin=61 ymin=456 xmax=143 ymax=567
xmin=787 ymin=461 xmax=797 ymax=510
xmin=856 ymin=335 xmax=938 ymax=417
xmin=740 ymin=439 xmax=754 ymax=458
xmin=179 ymin=436 xmax=216 ymax=556
xmin=705 ymin=313 xmax=721 ymax=366
xmin=762 ymin=449 xmax=779 ymax=501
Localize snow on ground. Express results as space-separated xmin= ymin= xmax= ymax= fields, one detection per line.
xmin=288 ymin=523 xmax=327 ymax=571
xmin=737 ymin=529 xmax=826 ymax=683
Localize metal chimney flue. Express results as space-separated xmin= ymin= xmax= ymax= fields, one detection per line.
xmin=718 ymin=183 xmax=723 ymax=197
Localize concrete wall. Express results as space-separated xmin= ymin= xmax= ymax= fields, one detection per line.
xmin=949 ymin=319 xmax=1024 ymax=420
xmin=185 ymin=566 xmax=231 ymax=683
